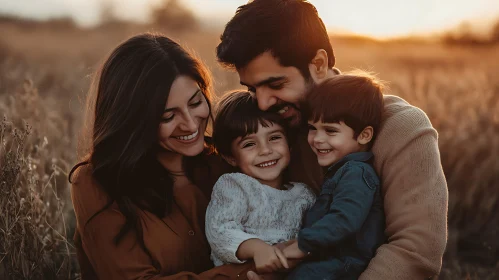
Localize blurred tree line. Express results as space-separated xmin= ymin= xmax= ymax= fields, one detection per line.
xmin=442 ymin=18 xmax=499 ymax=46
xmin=99 ymin=0 xmax=198 ymax=31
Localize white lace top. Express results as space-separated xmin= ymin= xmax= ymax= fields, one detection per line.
xmin=205 ymin=173 xmax=316 ymax=266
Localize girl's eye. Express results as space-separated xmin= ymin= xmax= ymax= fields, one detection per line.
xmin=162 ymin=114 xmax=175 ymax=123
xmin=308 ymin=124 xmax=316 ymax=131
xmin=242 ymin=142 xmax=255 ymax=148
xmin=270 ymin=135 xmax=282 ymax=141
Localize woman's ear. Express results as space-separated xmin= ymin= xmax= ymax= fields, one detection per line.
xmin=222 ymin=155 xmax=237 ymax=167
xmin=308 ymin=49 xmax=329 ymax=84
xmin=357 ymin=126 xmax=374 ymax=145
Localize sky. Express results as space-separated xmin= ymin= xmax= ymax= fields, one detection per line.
xmin=1 ymin=0 xmax=498 ymax=38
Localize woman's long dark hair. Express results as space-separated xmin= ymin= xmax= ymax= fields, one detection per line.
xmin=69 ymin=33 xmax=213 ymax=258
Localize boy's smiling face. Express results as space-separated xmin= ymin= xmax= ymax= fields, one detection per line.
xmin=307 ymin=120 xmax=366 ymax=167
xmin=226 ymin=122 xmax=290 ymax=189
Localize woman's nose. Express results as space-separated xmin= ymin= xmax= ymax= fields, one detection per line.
xmin=179 ymin=113 xmax=198 ymax=132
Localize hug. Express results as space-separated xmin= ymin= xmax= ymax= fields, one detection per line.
xmin=69 ymin=1 xmax=448 ymax=279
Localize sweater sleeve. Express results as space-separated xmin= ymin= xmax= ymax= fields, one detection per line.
xmin=78 ymin=208 xmax=253 ymax=280
xmin=205 ymin=174 xmax=261 ymax=265
xmin=360 ymin=97 xmax=448 ymax=280
xmin=71 ymin=166 xmax=255 ymax=280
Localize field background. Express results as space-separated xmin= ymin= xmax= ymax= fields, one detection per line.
xmin=0 ymin=1 xmax=498 ymax=279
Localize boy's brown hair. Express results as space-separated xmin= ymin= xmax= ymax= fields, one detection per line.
xmin=303 ymin=71 xmax=385 ymax=144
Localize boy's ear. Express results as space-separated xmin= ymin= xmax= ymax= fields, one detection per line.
xmin=308 ymin=49 xmax=329 ymax=84
xmin=222 ymin=155 xmax=237 ymax=167
xmin=357 ymin=126 xmax=374 ymax=145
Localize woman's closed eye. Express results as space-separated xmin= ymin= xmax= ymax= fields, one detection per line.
xmin=162 ymin=114 xmax=175 ymax=123
xmin=189 ymin=98 xmax=203 ymax=107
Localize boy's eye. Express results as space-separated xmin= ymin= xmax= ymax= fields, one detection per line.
xmin=326 ymin=129 xmax=338 ymax=134
xmin=307 ymin=124 xmax=316 ymax=131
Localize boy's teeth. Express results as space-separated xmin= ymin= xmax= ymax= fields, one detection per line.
xmin=318 ymin=149 xmax=332 ymax=154
xmin=278 ymin=106 xmax=289 ymax=114
xmin=175 ymin=130 xmax=198 ymax=141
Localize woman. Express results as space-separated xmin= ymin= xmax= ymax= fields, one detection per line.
xmin=69 ymin=33 xmax=256 ymax=279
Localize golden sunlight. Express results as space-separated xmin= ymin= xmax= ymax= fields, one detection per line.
xmin=309 ymin=0 xmax=497 ymax=38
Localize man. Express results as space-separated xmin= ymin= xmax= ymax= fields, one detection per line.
xmin=216 ymin=1 xmax=448 ymax=279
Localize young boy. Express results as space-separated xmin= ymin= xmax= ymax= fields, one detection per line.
xmin=283 ymin=73 xmax=386 ymax=279
xmin=206 ymin=90 xmax=316 ymax=273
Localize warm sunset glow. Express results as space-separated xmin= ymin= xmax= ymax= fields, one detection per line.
xmin=1 ymin=0 xmax=498 ymax=38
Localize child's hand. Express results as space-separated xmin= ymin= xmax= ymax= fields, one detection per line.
xmin=283 ymin=240 xmax=308 ymax=259
xmin=253 ymin=243 xmax=289 ymax=274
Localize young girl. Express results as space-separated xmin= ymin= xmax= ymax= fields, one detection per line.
xmin=205 ymin=90 xmax=316 ymax=273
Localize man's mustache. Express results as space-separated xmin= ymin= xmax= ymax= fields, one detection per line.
xmin=267 ymin=102 xmax=300 ymax=114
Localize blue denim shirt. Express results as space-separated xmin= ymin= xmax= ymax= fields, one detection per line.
xmin=297 ymin=152 xmax=386 ymax=265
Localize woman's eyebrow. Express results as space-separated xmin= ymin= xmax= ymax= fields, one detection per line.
xmin=164 ymin=89 xmax=201 ymax=112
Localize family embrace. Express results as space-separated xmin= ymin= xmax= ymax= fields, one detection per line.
xmin=69 ymin=1 xmax=448 ymax=279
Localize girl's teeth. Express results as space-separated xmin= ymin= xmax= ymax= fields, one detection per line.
xmin=175 ymin=130 xmax=198 ymax=141
xmin=258 ymin=160 xmax=277 ymax=167
xmin=278 ymin=106 xmax=289 ymax=114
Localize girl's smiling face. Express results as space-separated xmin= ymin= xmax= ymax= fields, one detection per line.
xmin=227 ymin=122 xmax=290 ymax=189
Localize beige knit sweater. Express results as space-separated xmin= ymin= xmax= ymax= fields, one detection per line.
xmin=359 ymin=95 xmax=449 ymax=279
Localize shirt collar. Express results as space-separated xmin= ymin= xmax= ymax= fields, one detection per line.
xmin=326 ymin=151 xmax=374 ymax=174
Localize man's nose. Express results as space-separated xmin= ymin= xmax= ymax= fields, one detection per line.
xmin=255 ymin=90 xmax=277 ymax=111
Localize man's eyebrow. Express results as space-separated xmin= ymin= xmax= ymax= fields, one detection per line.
xmin=240 ymin=76 xmax=286 ymax=88
xmin=164 ymin=89 xmax=201 ymax=112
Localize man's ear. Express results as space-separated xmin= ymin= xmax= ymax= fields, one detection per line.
xmin=222 ymin=155 xmax=237 ymax=167
xmin=357 ymin=126 xmax=374 ymax=145
xmin=308 ymin=49 xmax=329 ymax=83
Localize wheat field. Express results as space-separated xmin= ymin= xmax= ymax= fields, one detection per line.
xmin=0 ymin=17 xmax=498 ymax=279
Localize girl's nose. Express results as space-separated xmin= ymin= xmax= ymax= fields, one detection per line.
xmin=259 ymin=143 xmax=273 ymax=156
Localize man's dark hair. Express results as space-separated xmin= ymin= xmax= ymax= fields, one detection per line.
xmin=213 ymin=90 xmax=290 ymax=157
xmin=216 ymin=0 xmax=334 ymax=79
xmin=303 ymin=71 xmax=385 ymax=145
